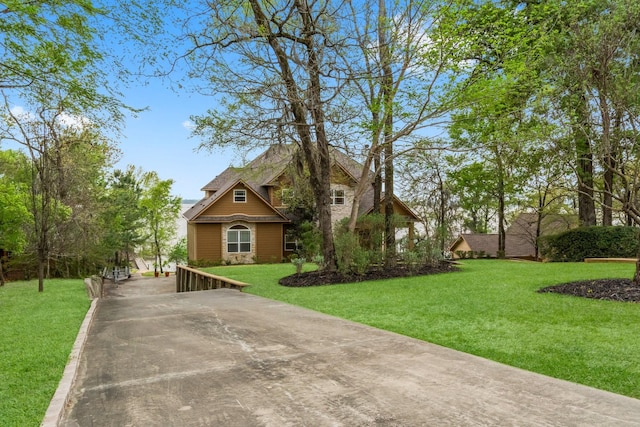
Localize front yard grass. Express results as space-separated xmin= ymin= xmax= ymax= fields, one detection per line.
xmin=0 ymin=279 xmax=90 ymax=426
xmin=205 ymin=260 xmax=640 ymax=399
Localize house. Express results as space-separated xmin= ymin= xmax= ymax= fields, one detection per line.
xmin=183 ymin=144 xmax=420 ymax=264
xmin=448 ymin=213 xmax=577 ymax=259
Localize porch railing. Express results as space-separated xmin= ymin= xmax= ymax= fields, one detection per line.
xmin=175 ymin=265 xmax=249 ymax=293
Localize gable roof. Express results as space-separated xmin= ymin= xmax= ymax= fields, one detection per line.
xmin=449 ymin=234 xmax=535 ymax=258
xmin=449 ymin=213 xmax=578 ymax=258
xmin=185 ymin=144 xmax=420 ymax=223
xmin=507 ymin=212 xmax=578 ymax=239
xmin=185 ymin=145 xmax=294 ymax=222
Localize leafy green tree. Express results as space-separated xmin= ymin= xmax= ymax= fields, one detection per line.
xmin=168 ymin=237 xmax=187 ymax=267
xmin=140 ymin=171 xmax=181 ymax=274
xmin=0 ymin=0 xmax=126 ymax=126
xmin=341 ymin=0 xmax=478 ymax=265
xmin=447 ymin=161 xmax=497 ymax=234
xmin=398 ymin=146 xmax=459 ymax=252
xmin=0 ymin=150 xmax=30 ymax=285
xmin=168 ymin=1 xmax=345 ymax=270
xmin=103 ymin=166 xmax=146 ymax=267
xmin=44 ymin=128 xmax=118 ymax=277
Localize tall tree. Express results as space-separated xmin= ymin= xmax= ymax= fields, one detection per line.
xmin=175 ymin=0 xmax=347 ymax=270
xmin=103 ymin=166 xmax=146 ymax=267
xmin=0 ymin=0 xmax=125 ymax=125
xmin=1 ymin=99 xmax=73 ymax=291
xmin=140 ymin=171 xmax=181 ymax=275
xmin=0 ymin=149 xmax=30 ymax=285
xmin=342 ymin=0 xmax=476 ymax=261
xmin=398 ymin=146 xmax=459 ymax=252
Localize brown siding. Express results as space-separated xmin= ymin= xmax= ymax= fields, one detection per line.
xmin=194 ymin=223 xmax=221 ymax=262
xmin=451 ymin=239 xmax=471 ymax=258
xmin=270 ymin=175 xmax=293 ymax=207
xmin=392 ymin=200 xmax=414 ymax=218
xmin=256 ymin=223 xmax=283 ymax=263
xmin=202 ymin=184 xmax=276 ymax=216
xmin=375 ymin=199 xmax=416 ymax=219
xmin=187 ymin=223 xmax=196 ymax=261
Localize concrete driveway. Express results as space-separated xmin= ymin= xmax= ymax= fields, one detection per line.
xmin=56 ymin=276 xmax=640 ymax=426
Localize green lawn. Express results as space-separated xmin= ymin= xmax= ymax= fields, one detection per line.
xmin=0 ymin=279 xmax=90 ymax=427
xmin=205 ymin=260 xmax=640 ymax=399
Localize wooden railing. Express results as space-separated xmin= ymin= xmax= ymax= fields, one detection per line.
xmin=175 ymin=265 xmax=249 ymax=293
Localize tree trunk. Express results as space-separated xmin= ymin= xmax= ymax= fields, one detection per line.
xmin=0 ymin=257 xmax=5 ymax=287
xmin=574 ymin=94 xmax=596 ymax=226
xmin=599 ymin=89 xmax=614 ymax=226
xmin=249 ymin=0 xmax=337 ymax=270
xmin=634 ymin=243 xmax=640 ymax=286
xmin=438 ymin=173 xmax=446 ymax=252
xmin=379 ymin=0 xmax=396 ymax=268
xmin=373 ymin=147 xmax=382 ymax=214
xmin=37 ymin=254 xmax=45 ymax=293
xmin=496 ymin=156 xmax=505 ymax=257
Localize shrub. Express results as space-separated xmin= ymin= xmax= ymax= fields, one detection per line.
xmin=298 ymin=220 xmax=322 ymax=259
xmin=351 ymin=246 xmax=371 ymax=275
xmin=334 ymin=230 xmax=360 ymax=274
xmin=402 ymin=250 xmax=422 ymax=273
xmin=412 ymin=239 xmax=444 ymax=267
xmin=539 ymin=226 xmax=640 ymax=262
xmin=291 ymin=256 xmax=306 ymax=275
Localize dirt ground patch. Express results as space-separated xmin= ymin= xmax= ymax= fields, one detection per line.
xmin=538 ymin=278 xmax=640 ymax=303
xmin=278 ymin=262 xmax=459 ymax=287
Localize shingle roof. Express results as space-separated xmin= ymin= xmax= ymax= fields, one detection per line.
xmin=195 ymin=215 xmax=290 ymax=223
xmin=450 ymin=233 xmax=535 ymax=258
xmin=186 ymin=144 xmax=384 ymax=221
xmin=449 ymin=213 xmax=578 ymax=258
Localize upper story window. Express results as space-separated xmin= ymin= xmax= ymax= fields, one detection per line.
xmin=330 ymin=189 xmax=345 ymax=205
xmin=234 ymin=189 xmax=246 ymax=203
xmin=280 ymin=188 xmax=294 ymax=202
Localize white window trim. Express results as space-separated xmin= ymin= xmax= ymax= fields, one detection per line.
xmin=227 ymin=226 xmax=251 ymax=253
xmin=233 ymin=189 xmax=247 ymax=203
xmin=284 ymin=234 xmax=300 ymax=251
xmin=330 ymin=189 xmax=345 ymax=205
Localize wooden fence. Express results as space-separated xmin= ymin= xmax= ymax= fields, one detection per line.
xmin=176 ymin=265 xmax=249 ymax=293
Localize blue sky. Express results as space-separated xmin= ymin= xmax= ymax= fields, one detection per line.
xmin=114 ymin=80 xmax=239 ymax=201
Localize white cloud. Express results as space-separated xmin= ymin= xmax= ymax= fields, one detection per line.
xmin=58 ymin=112 xmax=91 ymax=129
xmin=9 ymin=105 xmax=90 ymax=129
xmin=9 ymin=105 xmax=32 ymax=120
xmin=182 ymin=120 xmax=195 ymax=130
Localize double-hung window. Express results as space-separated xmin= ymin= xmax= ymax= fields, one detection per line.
xmin=227 ymin=225 xmax=251 ymax=253
xmin=284 ymin=234 xmax=300 ymax=251
xmin=330 ymin=189 xmax=345 ymax=205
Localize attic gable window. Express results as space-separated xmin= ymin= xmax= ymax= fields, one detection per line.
xmin=233 ymin=189 xmax=246 ymax=203
xmin=330 ymin=189 xmax=345 ymax=205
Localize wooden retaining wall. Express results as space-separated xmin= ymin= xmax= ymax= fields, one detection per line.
xmin=176 ymin=265 xmax=249 ymax=293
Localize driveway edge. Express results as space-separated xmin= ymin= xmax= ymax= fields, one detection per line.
xmin=41 ymin=298 xmax=98 ymax=427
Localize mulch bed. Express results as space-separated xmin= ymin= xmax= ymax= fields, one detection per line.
xmin=279 ymin=262 xmax=459 ymax=287
xmin=280 ymin=261 xmax=640 ymax=303
xmin=538 ymin=278 xmax=640 ymax=303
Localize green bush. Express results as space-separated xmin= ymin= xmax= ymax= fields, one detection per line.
xmin=334 ymin=229 xmax=356 ymax=274
xmin=539 ymin=226 xmax=640 ymax=262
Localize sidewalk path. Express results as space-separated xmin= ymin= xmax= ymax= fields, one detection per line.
xmin=58 ymin=277 xmax=640 ymax=426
